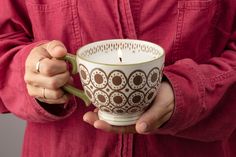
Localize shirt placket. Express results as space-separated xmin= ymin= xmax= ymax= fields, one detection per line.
xmin=118 ymin=0 xmax=138 ymax=39
xmin=120 ymin=134 xmax=133 ymax=157
xmin=117 ymin=0 xmax=141 ymax=156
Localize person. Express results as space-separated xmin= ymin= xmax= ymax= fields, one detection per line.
xmin=0 ymin=0 xmax=235 ymax=157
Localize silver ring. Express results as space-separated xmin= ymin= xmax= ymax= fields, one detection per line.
xmin=36 ymin=58 xmax=44 ymax=73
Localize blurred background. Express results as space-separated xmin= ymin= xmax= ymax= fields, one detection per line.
xmin=0 ymin=114 xmax=25 ymax=157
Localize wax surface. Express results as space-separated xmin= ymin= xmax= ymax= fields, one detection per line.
xmin=82 ymin=50 xmax=158 ymax=64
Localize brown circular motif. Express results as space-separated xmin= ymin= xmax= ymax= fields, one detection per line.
xmin=113 ymin=108 xmax=126 ymax=114
xmin=151 ymin=73 xmax=157 ymax=82
xmin=110 ymin=92 xmax=127 ymax=107
xmin=91 ymin=68 xmax=107 ymax=89
xmin=128 ymin=91 xmax=145 ymax=106
xmin=94 ymin=90 xmax=109 ymax=107
xmin=113 ymin=76 xmax=122 ymax=86
xmin=128 ymin=70 xmax=146 ymax=90
xmin=97 ymin=94 xmax=106 ymax=103
xmin=79 ymin=64 xmax=90 ymax=85
xmin=133 ymin=95 xmax=142 ymax=103
xmin=133 ymin=75 xmax=143 ymax=86
xmin=81 ymin=70 xmax=87 ymax=80
xmin=94 ymin=74 xmax=103 ymax=84
xmin=148 ymin=92 xmax=154 ymax=100
xmin=127 ymin=106 xmax=141 ymax=113
xmin=147 ymin=67 xmax=160 ymax=87
xmin=100 ymin=106 xmax=112 ymax=113
xmin=113 ymin=96 xmax=123 ymax=104
xmin=108 ymin=70 xmax=127 ymax=90
xmin=145 ymin=88 xmax=157 ymax=105
xmin=83 ymin=86 xmax=95 ymax=104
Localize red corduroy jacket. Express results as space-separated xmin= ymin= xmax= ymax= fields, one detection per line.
xmin=0 ymin=0 xmax=236 ymax=157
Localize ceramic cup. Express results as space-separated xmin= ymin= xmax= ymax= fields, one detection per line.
xmin=62 ymin=39 xmax=165 ymax=126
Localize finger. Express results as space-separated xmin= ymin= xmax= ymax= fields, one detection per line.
xmin=35 ymin=57 xmax=68 ymax=76
xmin=135 ymin=82 xmax=175 ymax=134
xmin=135 ymin=101 xmax=174 ymax=134
xmin=155 ymin=111 xmax=173 ymax=129
xmin=44 ymin=40 xmax=67 ymax=58
xmin=83 ymin=111 xmax=99 ymax=125
xmin=26 ymin=47 xmax=51 ymax=73
xmin=24 ymin=71 xmax=70 ymax=89
xmin=137 ymin=111 xmax=174 ymax=135
xmin=27 ymin=85 xmax=65 ymax=99
xmin=36 ymin=94 xmax=70 ymax=104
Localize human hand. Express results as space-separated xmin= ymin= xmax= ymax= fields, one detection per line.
xmin=24 ymin=40 xmax=71 ymax=104
xmin=83 ymin=81 xmax=175 ymax=134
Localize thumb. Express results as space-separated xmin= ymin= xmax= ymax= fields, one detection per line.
xmin=135 ymin=105 xmax=162 ymax=134
xmin=44 ymin=40 xmax=67 ymax=58
xmin=135 ymin=82 xmax=175 ymax=134
xmin=135 ymin=101 xmax=174 ymax=134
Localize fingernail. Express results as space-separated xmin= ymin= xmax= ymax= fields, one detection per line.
xmin=139 ymin=122 xmax=148 ymax=132
xmin=83 ymin=116 xmax=88 ymax=122
xmin=94 ymin=122 xmax=99 ymax=129
xmin=52 ymin=45 xmax=65 ymax=53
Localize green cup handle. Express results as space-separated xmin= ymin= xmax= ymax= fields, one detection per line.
xmin=61 ymin=54 xmax=91 ymax=106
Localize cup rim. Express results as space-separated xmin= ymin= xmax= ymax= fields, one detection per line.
xmin=76 ymin=39 xmax=165 ymax=66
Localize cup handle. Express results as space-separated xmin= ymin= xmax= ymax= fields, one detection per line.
xmin=61 ymin=54 xmax=91 ymax=106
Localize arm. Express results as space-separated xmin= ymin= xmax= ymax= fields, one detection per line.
xmin=139 ymin=11 xmax=236 ymax=141
xmin=158 ymin=31 xmax=236 ymax=141
xmin=0 ymin=0 xmax=76 ymax=122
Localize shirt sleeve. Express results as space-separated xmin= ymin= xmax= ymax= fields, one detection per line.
xmin=158 ymin=17 xmax=236 ymax=141
xmin=0 ymin=0 xmax=77 ymax=122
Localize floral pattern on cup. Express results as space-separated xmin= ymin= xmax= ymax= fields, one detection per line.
xmin=80 ymin=65 xmax=161 ymax=115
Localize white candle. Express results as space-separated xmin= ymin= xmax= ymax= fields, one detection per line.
xmin=82 ymin=49 xmax=157 ymax=65
xmin=118 ymin=49 xmax=123 ymax=63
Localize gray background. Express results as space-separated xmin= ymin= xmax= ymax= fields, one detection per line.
xmin=0 ymin=114 xmax=25 ymax=157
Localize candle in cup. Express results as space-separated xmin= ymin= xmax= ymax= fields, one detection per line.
xmin=118 ymin=49 xmax=123 ymax=63
xmin=82 ymin=48 xmax=158 ymax=65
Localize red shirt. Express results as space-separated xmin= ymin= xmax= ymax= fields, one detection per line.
xmin=0 ymin=0 xmax=236 ymax=157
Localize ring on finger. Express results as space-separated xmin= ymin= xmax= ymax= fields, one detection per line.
xmin=36 ymin=58 xmax=45 ymax=73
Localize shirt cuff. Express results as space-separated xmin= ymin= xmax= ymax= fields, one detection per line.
xmin=157 ymin=61 xmax=206 ymax=135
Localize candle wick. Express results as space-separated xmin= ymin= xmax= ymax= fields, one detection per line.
xmin=119 ymin=57 xmax=122 ymax=62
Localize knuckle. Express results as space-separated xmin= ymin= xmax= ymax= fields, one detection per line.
xmin=54 ymin=91 xmax=64 ymax=99
xmin=49 ymin=79 xmax=60 ymax=89
xmin=48 ymin=40 xmax=65 ymax=50
xmin=26 ymin=85 xmax=33 ymax=96
xmin=61 ymin=61 xmax=68 ymax=69
xmin=43 ymin=65 xmax=53 ymax=76
xmin=59 ymin=72 xmax=70 ymax=85
xmin=31 ymin=46 xmax=41 ymax=53
xmin=24 ymin=74 xmax=32 ymax=84
xmin=40 ymin=59 xmax=54 ymax=76
xmin=25 ymin=61 xmax=31 ymax=69
xmin=28 ymin=91 xmax=34 ymax=97
xmin=64 ymin=71 xmax=70 ymax=80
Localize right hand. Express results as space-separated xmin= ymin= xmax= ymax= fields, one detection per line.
xmin=24 ymin=40 xmax=71 ymax=104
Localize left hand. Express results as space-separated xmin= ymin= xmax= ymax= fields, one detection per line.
xmin=83 ymin=81 xmax=175 ymax=134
